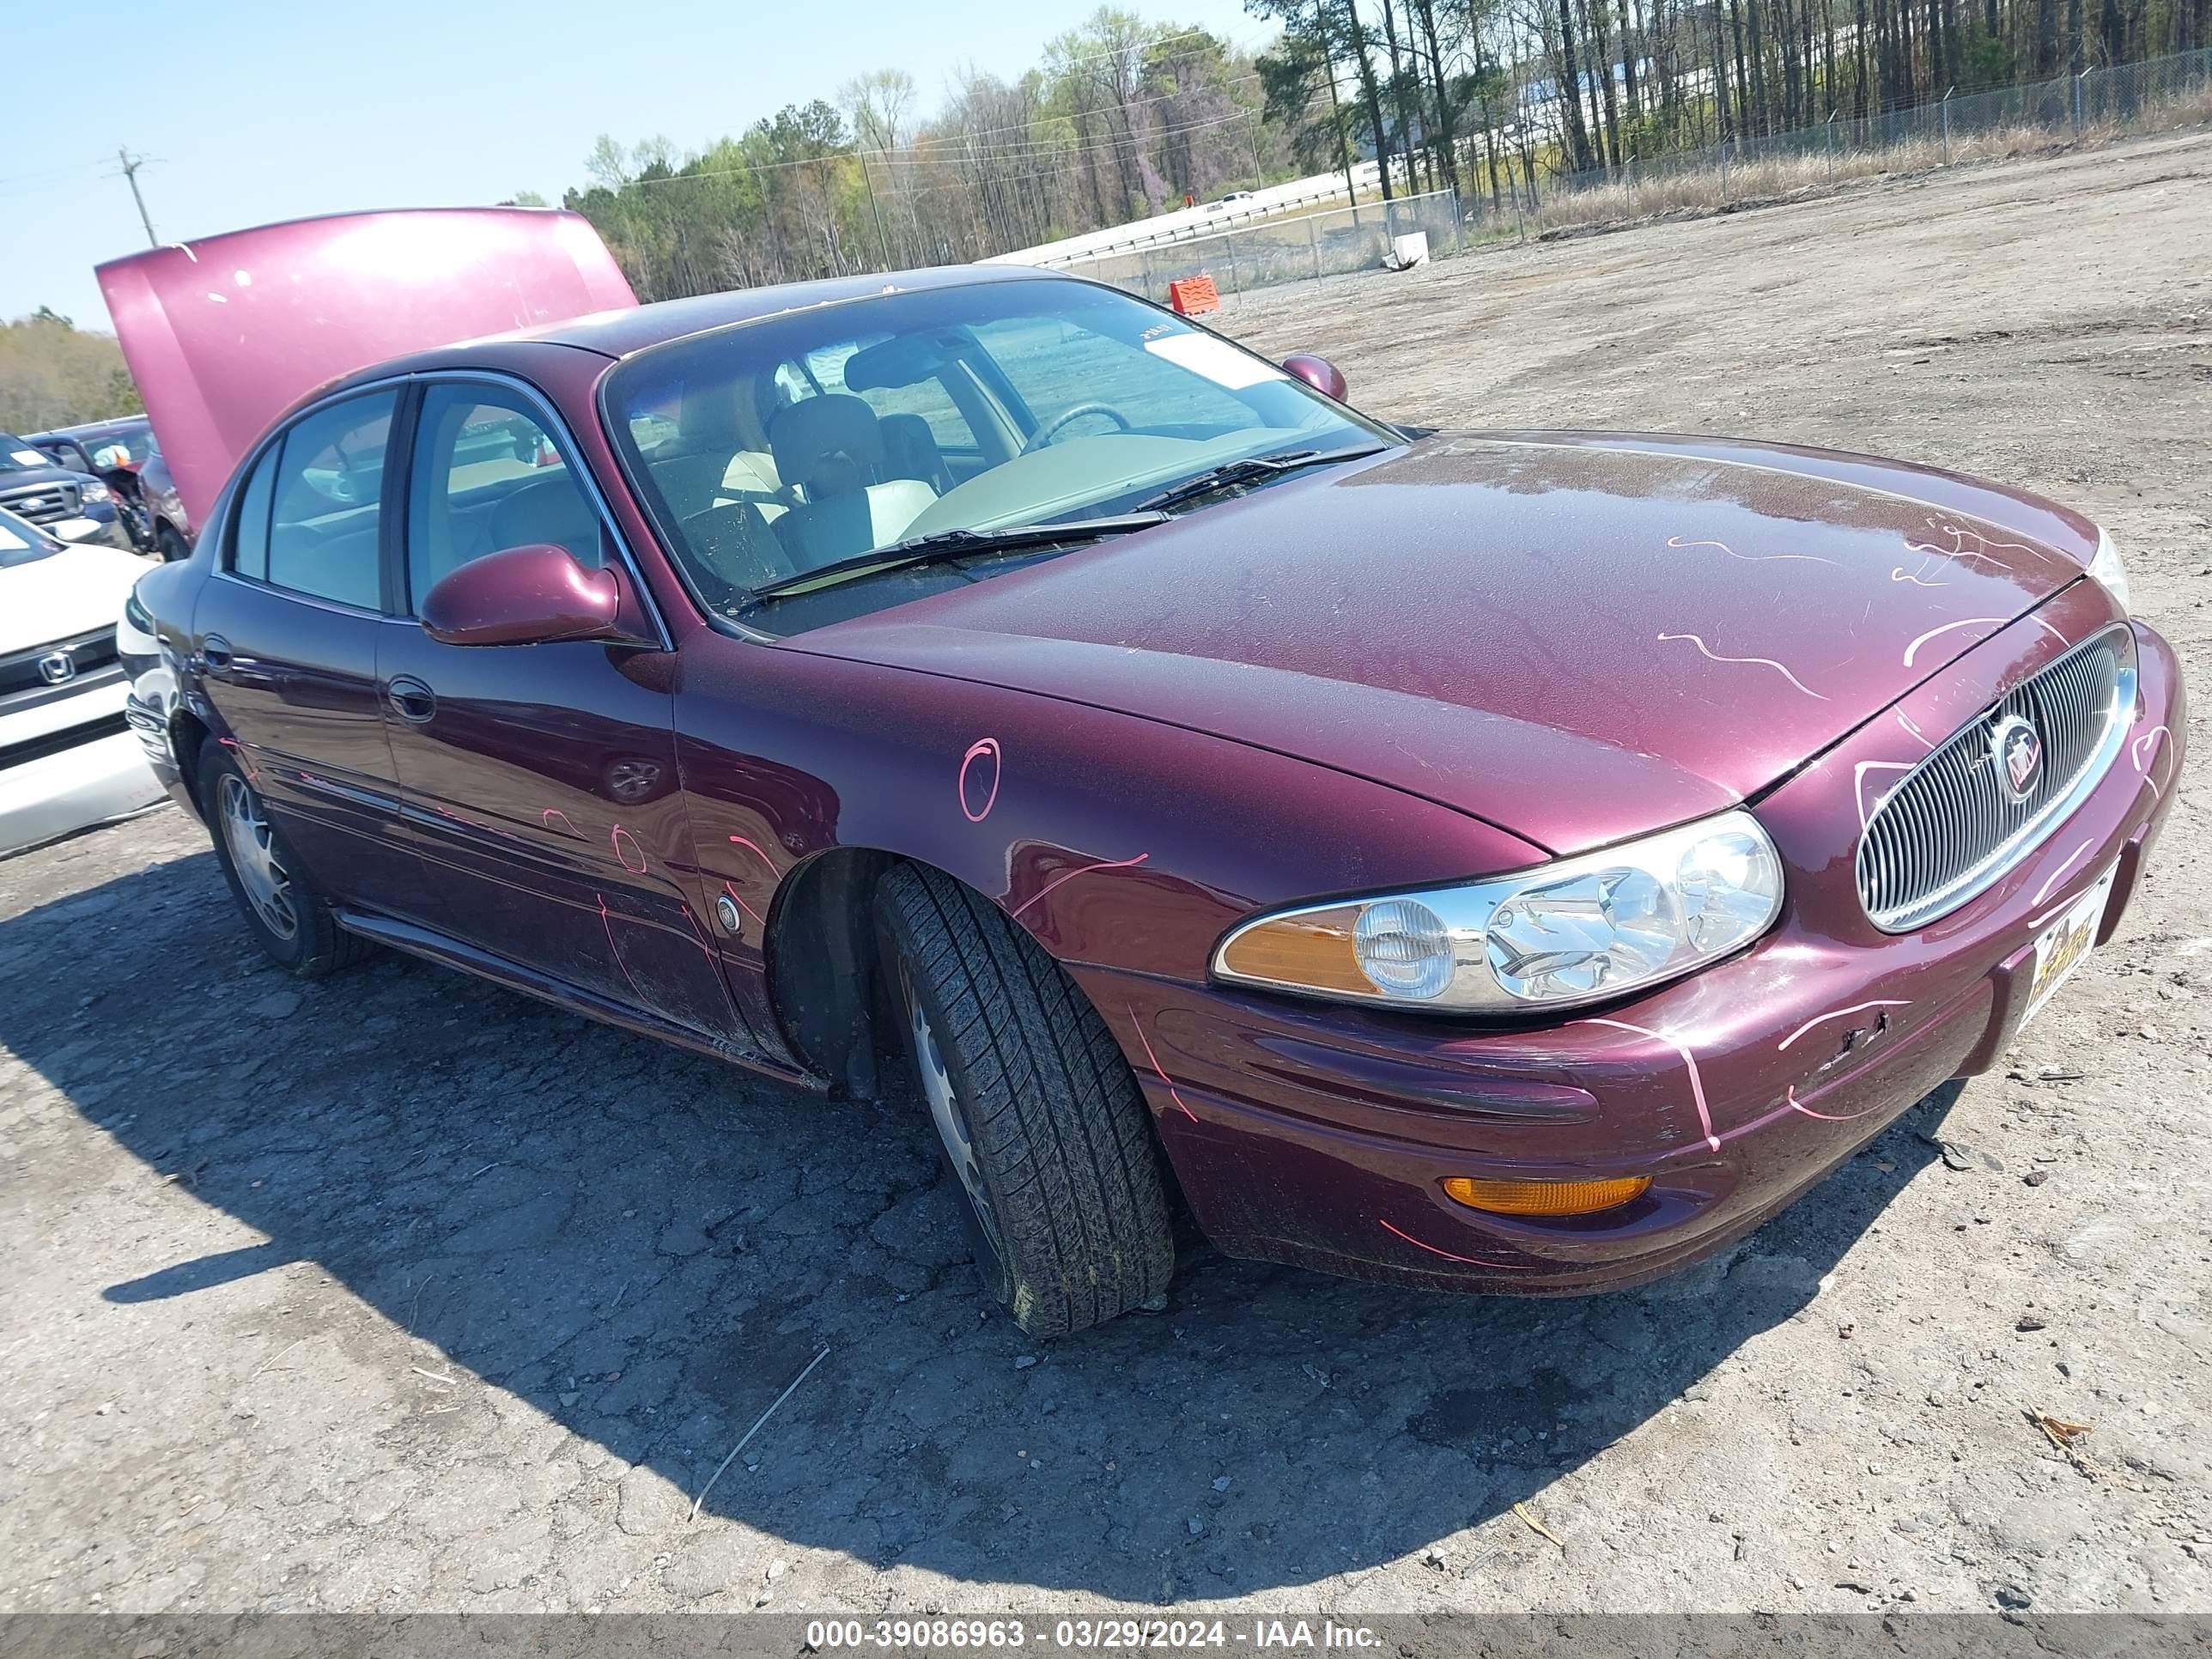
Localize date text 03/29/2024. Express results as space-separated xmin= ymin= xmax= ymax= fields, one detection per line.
xmin=803 ymin=1617 xmax=1383 ymax=1650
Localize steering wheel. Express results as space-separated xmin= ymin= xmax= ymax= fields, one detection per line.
xmin=1023 ymin=401 xmax=1134 ymax=453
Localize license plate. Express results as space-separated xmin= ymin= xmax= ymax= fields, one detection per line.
xmin=2021 ymin=863 xmax=2118 ymax=1025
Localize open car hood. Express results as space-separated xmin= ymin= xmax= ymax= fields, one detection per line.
xmin=97 ymin=208 xmax=636 ymax=531
xmin=793 ymin=432 xmax=2095 ymax=856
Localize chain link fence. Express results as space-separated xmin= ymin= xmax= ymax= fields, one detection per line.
xmin=1063 ymin=191 xmax=1462 ymax=306
xmin=1055 ymin=46 xmax=2212 ymax=306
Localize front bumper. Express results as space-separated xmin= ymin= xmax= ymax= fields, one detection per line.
xmin=1086 ymin=597 xmax=2184 ymax=1294
xmin=1 ymin=726 xmax=167 ymax=857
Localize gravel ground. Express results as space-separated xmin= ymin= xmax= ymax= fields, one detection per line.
xmin=3 ymin=131 xmax=2210 ymax=1620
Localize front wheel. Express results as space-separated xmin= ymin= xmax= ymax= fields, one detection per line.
xmin=875 ymin=864 xmax=1176 ymax=1337
xmin=155 ymin=524 xmax=188 ymax=563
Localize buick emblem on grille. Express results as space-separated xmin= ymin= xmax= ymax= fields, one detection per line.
xmin=1990 ymin=714 xmax=2043 ymax=804
xmin=37 ymin=649 xmax=76 ymax=686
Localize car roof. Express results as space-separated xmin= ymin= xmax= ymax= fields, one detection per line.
xmin=416 ymin=262 xmax=1065 ymax=368
xmin=25 ymin=416 xmax=149 ymax=442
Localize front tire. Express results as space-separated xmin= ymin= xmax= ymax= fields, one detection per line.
xmin=155 ymin=523 xmax=187 ymax=563
xmin=198 ymin=737 xmax=372 ymax=978
xmin=875 ymin=864 xmax=1176 ymax=1337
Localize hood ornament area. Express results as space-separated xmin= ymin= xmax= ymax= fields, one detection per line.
xmin=1990 ymin=713 xmax=2044 ymax=803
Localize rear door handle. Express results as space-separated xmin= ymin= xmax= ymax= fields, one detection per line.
xmin=200 ymin=635 xmax=234 ymax=676
xmin=386 ymin=677 xmax=436 ymax=723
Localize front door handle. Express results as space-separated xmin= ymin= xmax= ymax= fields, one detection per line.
xmin=386 ymin=677 xmax=436 ymax=723
xmin=200 ymin=635 xmax=234 ymax=676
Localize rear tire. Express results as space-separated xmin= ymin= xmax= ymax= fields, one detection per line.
xmin=875 ymin=863 xmax=1176 ymax=1337
xmin=197 ymin=736 xmax=373 ymax=979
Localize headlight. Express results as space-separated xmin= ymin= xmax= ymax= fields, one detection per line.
xmin=2087 ymin=524 xmax=2130 ymax=612
xmin=123 ymin=581 xmax=155 ymax=636
xmin=78 ymin=478 xmax=112 ymax=505
xmin=1212 ymin=809 xmax=1784 ymax=1013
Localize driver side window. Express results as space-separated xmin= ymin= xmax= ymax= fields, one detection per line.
xmin=404 ymin=384 xmax=603 ymax=608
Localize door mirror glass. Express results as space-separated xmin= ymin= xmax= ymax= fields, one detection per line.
xmin=419 ymin=542 xmax=627 ymax=647
xmin=1282 ymin=354 xmax=1348 ymax=402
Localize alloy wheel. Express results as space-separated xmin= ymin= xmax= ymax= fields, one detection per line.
xmin=219 ymin=773 xmax=299 ymax=941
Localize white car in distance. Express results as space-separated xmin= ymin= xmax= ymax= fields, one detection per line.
xmin=0 ymin=506 xmax=165 ymax=856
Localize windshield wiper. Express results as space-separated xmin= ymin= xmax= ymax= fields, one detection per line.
xmin=735 ymin=513 xmax=1169 ymax=608
xmin=1134 ymin=444 xmax=1392 ymax=514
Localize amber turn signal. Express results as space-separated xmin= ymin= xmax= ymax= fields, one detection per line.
xmin=1442 ymin=1174 xmax=1652 ymax=1217
xmin=1214 ymin=908 xmax=1375 ymax=996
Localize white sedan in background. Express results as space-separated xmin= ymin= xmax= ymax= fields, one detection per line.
xmin=0 ymin=506 xmax=165 ymax=856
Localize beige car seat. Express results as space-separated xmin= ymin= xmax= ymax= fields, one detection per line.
xmin=768 ymin=394 xmax=935 ymax=569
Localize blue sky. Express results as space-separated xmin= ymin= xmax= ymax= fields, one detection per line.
xmin=6 ymin=0 xmax=1268 ymax=332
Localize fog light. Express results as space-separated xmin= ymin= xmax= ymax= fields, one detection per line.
xmin=1442 ymin=1174 xmax=1651 ymax=1216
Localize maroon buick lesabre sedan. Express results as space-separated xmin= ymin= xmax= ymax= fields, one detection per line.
xmin=119 ymin=257 xmax=2180 ymax=1335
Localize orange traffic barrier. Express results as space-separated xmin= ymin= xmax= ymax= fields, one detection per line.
xmin=1167 ymin=275 xmax=1221 ymax=316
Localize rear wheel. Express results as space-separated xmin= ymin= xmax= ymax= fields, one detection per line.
xmin=198 ymin=737 xmax=372 ymax=978
xmin=874 ymin=863 xmax=1176 ymax=1337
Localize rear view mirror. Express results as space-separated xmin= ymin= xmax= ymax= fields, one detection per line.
xmin=420 ymin=543 xmax=635 ymax=647
xmin=1282 ymin=354 xmax=1348 ymax=401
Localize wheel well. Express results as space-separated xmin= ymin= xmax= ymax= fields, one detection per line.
xmin=765 ymin=846 xmax=896 ymax=1097
xmin=170 ymin=707 xmax=212 ymax=822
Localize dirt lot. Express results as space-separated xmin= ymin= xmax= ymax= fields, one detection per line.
xmin=4 ymin=132 xmax=2211 ymax=1620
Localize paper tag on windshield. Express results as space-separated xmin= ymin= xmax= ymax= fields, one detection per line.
xmin=11 ymin=449 xmax=47 ymax=466
xmin=1144 ymin=332 xmax=1288 ymax=390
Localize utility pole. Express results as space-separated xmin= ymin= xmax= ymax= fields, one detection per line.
xmin=859 ymin=150 xmax=892 ymax=270
xmin=114 ymin=148 xmax=157 ymax=246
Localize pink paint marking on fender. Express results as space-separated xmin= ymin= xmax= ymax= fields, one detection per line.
xmin=1777 ymin=1000 xmax=1910 ymax=1052
xmin=217 ymin=735 xmax=258 ymax=782
xmin=957 ymin=738 xmax=1002 ymax=823
xmin=721 ymin=879 xmax=764 ymax=927
xmin=1656 ymin=632 xmax=1826 ymax=700
xmin=542 ymin=808 xmax=580 ymax=836
xmin=1009 ymin=852 xmax=1150 ymax=920
xmin=2029 ymin=838 xmax=2096 ymax=908
xmin=1896 ymin=712 xmax=1936 ymax=750
xmin=726 ymin=833 xmax=777 ymax=871
xmin=1574 ymin=1016 xmax=1718 ymax=1151
xmin=596 ymin=892 xmax=648 ymax=1002
xmin=1376 ymin=1217 xmax=1541 ymax=1271
xmin=1127 ymin=1006 xmax=1200 ymax=1123
xmin=611 ymin=824 xmax=647 ymax=874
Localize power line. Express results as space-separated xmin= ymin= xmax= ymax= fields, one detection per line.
xmin=602 ymin=102 xmax=1267 ymax=194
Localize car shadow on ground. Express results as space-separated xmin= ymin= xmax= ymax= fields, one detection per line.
xmin=3 ymin=850 xmax=1958 ymax=1600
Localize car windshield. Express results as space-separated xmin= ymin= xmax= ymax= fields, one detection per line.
xmin=603 ymin=277 xmax=1397 ymax=636
xmin=0 ymin=507 xmax=61 ymax=566
xmin=1 ymin=434 xmax=54 ymax=473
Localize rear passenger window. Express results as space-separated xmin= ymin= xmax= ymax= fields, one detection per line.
xmin=405 ymin=384 xmax=602 ymax=607
xmin=264 ymin=392 xmax=396 ymax=609
xmin=230 ymin=447 xmax=276 ymax=580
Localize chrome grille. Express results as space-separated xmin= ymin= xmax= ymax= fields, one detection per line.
xmin=0 ymin=482 xmax=77 ymax=524
xmin=1857 ymin=623 xmax=2135 ymax=931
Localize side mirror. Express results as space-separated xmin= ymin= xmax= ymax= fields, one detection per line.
xmin=1282 ymin=354 xmax=1348 ymax=402
xmin=420 ymin=543 xmax=635 ymax=647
